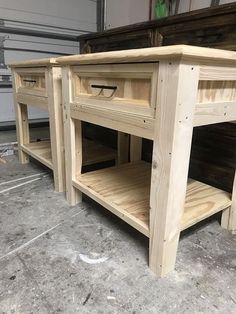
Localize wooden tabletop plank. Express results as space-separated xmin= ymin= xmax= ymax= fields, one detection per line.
xmin=8 ymin=58 xmax=58 ymax=68
xmin=56 ymin=45 xmax=236 ymax=65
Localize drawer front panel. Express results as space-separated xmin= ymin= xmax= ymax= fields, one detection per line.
xmin=16 ymin=68 xmax=47 ymax=97
xmin=72 ymin=63 xmax=158 ymax=118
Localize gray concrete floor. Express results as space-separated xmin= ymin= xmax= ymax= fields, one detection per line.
xmin=0 ymin=129 xmax=236 ymax=314
xmin=0 ymin=127 xmax=50 ymax=144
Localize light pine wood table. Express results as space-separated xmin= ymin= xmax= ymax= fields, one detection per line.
xmin=10 ymin=58 xmax=116 ymax=192
xmin=57 ymin=45 xmax=236 ymax=276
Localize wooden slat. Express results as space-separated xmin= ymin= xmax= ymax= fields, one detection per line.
xmin=197 ymin=80 xmax=236 ymax=103
xmin=9 ymin=58 xmax=57 ymax=67
xmin=72 ymin=63 xmax=156 ymax=75
xmin=20 ymin=139 xmax=117 ymax=173
xmin=16 ymin=93 xmax=48 ymax=110
xmin=183 ymin=179 xmax=231 ymax=229
xmin=200 ymin=65 xmax=236 ymax=80
xmin=194 ymin=101 xmax=236 ymax=126
xmin=17 ymin=87 xmax=47 ymax=98
xmin=73 ymin=162 xmax=150 ymax=236
xmin=21 ymin=141 xmax=53 ymax=169
xmin=70 ymin=103 xmax=154 ymax=140
xmin=72 ymin=161 xmax=231 ymax=237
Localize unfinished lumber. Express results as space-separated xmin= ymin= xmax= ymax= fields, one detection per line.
xmin=58 ymin=45 xmax=236 ymax=276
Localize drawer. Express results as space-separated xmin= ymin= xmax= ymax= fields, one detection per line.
xmin=72 ymin=63 xmax=158 ymax=118
xmin=16 ymin=68 xmax=47 ymax=97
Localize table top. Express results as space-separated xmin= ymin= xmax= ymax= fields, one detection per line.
xmin=56 ymin=45 xmax=236 ymax=66
xmin=8 ymin=57 xmax=58 ymax=68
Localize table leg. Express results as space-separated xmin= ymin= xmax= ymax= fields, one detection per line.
xmin=149 ymin=61 xmax=199 ymax=276
xmin=12 ymin=70 xmax=30 ymax=164
xmin=15 ymin=102 xmax=30 ymax=164
xmin=47 ymin=67 xmax=65 ymax=192
xmin=221 ymin=171 xmax=236 ymax=234
xmin=117 ymin=132 xmax=129 ymax=164
xmin=62 ymin=66 xmax=82 ymax=204
xmin=130 ymin=135 xmax=142 ymax=162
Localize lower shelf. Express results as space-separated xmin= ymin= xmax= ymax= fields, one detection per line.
xmin=21 ymin=139 xmax=116 ymax=170
xmin=22 ymin=141 xmax=53 ymax=169
xmin=72 ymin=161 xmax=231 ymax=237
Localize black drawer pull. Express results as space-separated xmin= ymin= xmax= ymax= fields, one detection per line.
xmin=23 ymin=79 xmax=37 ymax=83
xmin=91 ymin=84 xmax=117 ymax=90
xmin=91 ymin=84 xmax=117 ymax=97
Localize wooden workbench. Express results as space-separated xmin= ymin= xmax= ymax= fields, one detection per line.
xmin=10 ymin=58 xmax=116 ymax=192
xmin=57 ymin=45 xmax=236 ymax=276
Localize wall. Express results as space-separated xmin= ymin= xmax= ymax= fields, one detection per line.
xmin=0 ymin=0 xmax=97 ymax=125
xmin=178 ymin=0 xmax=235 ymax=13
xmin=105 ymin=0 xmax=236 ymax=29
xmin=0 ymin=0 xmax=96 ymax=34
xmin=105 ymin=0 xmax=150 ymax=29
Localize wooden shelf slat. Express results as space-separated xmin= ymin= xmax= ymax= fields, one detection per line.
xmin=72 ymin=161 xmax=231 ymax=237
xmin=22 ymin=141 xmax=53 ymax=169
xmin=21 ymin=139 xmax=117 ymax=171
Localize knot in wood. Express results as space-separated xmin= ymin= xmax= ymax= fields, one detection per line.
xmin=152 ymin=161 xmax=158 ymax=169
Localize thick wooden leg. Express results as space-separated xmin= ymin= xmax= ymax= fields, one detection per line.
xmin=67 ymin=118 xmax=82 ymax=205
xmin=15 ymin=103 xmax=30 ymax=164
xmin=221 ymin=207 xmax=230 ymax=229
xmin=130 ymin=135 xmax=142 ymax=162
xmin=62 ymin=66 xmax=82 ymax=205
xmin=47 ymin=67 xmax=65 ymax=192
xmin=149 ymin=61 xmax=199 ymax=276
xmin=221 ymin=171 xmax=236 ymax=234
xmin=12 ymin=69 xmax=29 ymax=163
xmin=117 ymin=132 xmax=129 ymax=164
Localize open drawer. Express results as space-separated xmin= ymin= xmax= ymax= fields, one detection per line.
xmin=16 ymin=68 xmax=47 ymax=97
xmin=71 ymin=63 xmax=158 ymax=118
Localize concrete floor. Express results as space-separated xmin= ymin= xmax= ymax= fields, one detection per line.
xmin=0 ymin=127 xmax=50 ymax=144
xmin=0 ymin=129 xmax=236 ymax=314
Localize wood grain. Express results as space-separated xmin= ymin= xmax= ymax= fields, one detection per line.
xmin=78 ymin=3 xmax=236 ymax=53
xmin=198 ymin=81 xmax=236 ymax=103
xmin=21 ymin=141 xmax=53 ymax=169
xmin=9 ymin=58 xmax=57 ymax=67
xmin=12 ymin=69 xmax=30 ymax=164
xmin=16 ymin=94 xmax=48 ymax=110
xmin=72 ymin=63 xmax=157 ymax=118
xmin=57 ymin=45 xmax=236 ymax=66
xmin=222 ymin=171 xmax=236 ymax=234
xmin=149 ymin=61 xmax=199 ymax=276
xmin=70 ymin=103 xmax=155 ymax=140
xmin=77 ymin=2 xmax=236 ymax=196
xmin=72 ymin=161 xmax=231 ymax=237
xmin=47 ymin=67 xmax=65 ymax=192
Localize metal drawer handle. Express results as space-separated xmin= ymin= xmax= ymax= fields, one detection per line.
xmin=91 ymin=84 xmax=117 ymax=97
xmin=23 ymin=79 xmax=37 ymax=88
xmin=23 ymin=79 xmax=37 ymax=83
